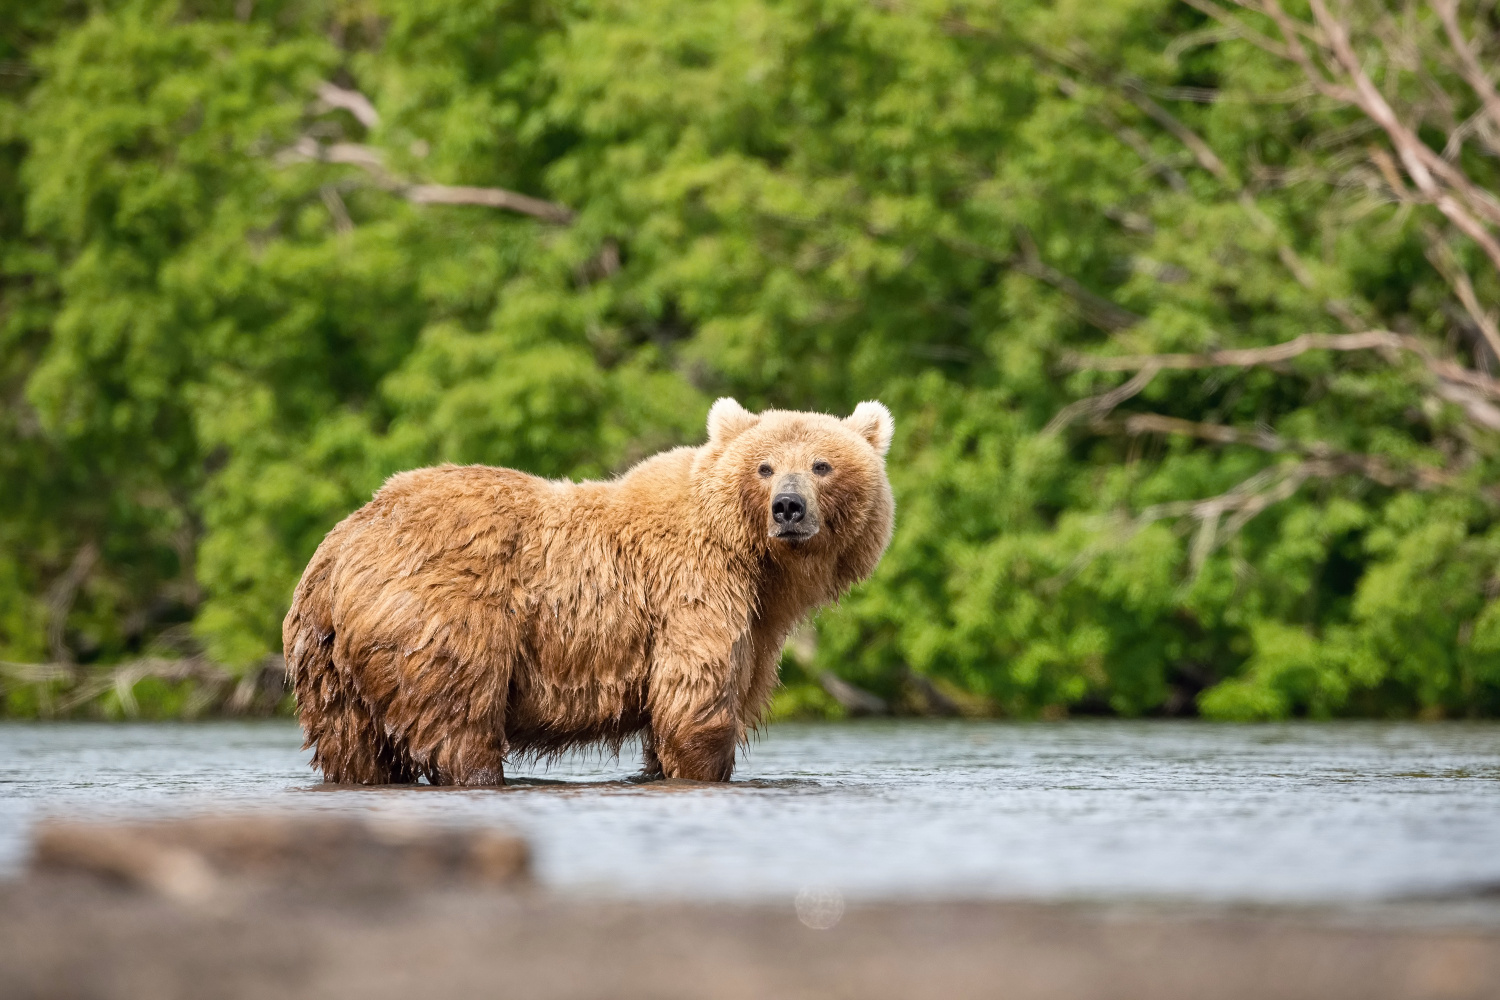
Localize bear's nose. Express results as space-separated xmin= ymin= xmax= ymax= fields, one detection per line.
xmin=772 ymin=493 xmax=806 ymax=525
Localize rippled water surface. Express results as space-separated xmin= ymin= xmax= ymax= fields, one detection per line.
xmin=2 ymin=720 xmax=1498 ymax=903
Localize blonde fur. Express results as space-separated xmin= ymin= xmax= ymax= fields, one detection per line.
xmin=283 ymin=402 xmax=895 ymax=784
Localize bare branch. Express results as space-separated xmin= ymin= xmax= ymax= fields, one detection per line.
xmin=1044 ymin=365 xmax=1160 ymax=435
xmin=277 ymin=138 xmax=575 ymax=224
xmin=1363 ymin=153 xmax=1500 ymax=354
xmin=45 ymin=542 xmax=98 ymax=666
xmin=1430 ymin=0 xmax=1500 ymax=141
xmin=319 ymin=185 xmax=353 ymax=235
xmin=1099 ymin=412 xmax=1455 ymax=487
xmin=1020 ymin=27 xmax=1354 ymax=324
xmin=1092 ymin=101 xmax=1190 ymax=191
xmin=291 ymin=82 xmax=575 ymax=223
xmin=277 ymin=138 xmax=391 ymax=178
xmin=1045 ymin=427 xmax=1449 ymax=581
xmin=1368 ymin=145 xmax=1414 ymax=200
xmin=1255 ymin=0 xmax=1358 ymax=101
xmin=1122 ymin=80 xmax=1233 ymax=183
xmin=1134 ymin=78 xmax=1361 ymax=319
xmin=315 ymin=82 xmax=380 ymax=129
xmin=1065 ymin=330 xmax=1403 ymax=370
xmin=1280 ymin=0 xmax=1500 ymax=274
xmin=940 ymin=230 xmax=1142 ymax=332
xmin=1432 ymin=379 xmax=1500 ymax=432
xmin=1164 ymin=24 xmax=1244 ymax=64
xmin=407 ymin=184 xmax=576 ymax=224
xmin=1424 ymin=226 xmax=1500 ymax=365
xmin=1014 ymin=229 xmax=1143 ymax=332
xmin=1048 ymin=464 xmax=1310 ymax=587
xmin=1105 ymin=67 xmax=1337 ymax=304
xmin=1218 ymin=464 xmax=1313 ymax=538
xmin=1175 ymin=465 xmax=1309 ymax=572
xmin=1429 ymin=190 xmax=1500 ymax=278
xmin=1200 ymin=0 xmax=1500 ymax=300
xmin=0 ymin=655 xmax=287 ymax=719
xmin=1135 ymin=76 xmax=1364 ymax=321
xmin=1173 ymin=0 xmax=1294 ymax=59
xmin=1106 ymin=450 xmax=1441 ymax=577
xmin=1064 ymin=327 xmax=1500 ymax=398
xmin=1112 ymin=412 xmax=1284 ymax=450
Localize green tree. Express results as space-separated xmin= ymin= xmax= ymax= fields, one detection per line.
xmin=4 ymin=0 xmax=1500 ymax=720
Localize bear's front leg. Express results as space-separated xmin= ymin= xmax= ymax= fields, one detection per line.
xmin=653 ymin=712 xmax=737 ymax=781
xmin=646 ymin=625 xmax=749 ymax=782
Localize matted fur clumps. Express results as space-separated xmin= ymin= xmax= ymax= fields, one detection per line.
xmin=283 ymin=399 xmax=895 ymax=784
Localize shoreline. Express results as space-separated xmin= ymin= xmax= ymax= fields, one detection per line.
xmin=4 ymin=877 xmax=1499 ymax=1000
xmin=3 ymin=815 xmax=1499 ymax=1000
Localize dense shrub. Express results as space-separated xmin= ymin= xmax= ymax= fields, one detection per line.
xmin=4 ymin=0 xmax=1500 ymax=718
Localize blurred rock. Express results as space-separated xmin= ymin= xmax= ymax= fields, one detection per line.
xmin=32 ymin=815 xmax=529 ymax=902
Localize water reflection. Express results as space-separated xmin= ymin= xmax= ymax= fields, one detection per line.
xmin=1 ymin=720 xmax=1498 ymax=904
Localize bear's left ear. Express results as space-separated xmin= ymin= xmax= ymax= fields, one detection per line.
xmin=845 ymin=401 xmax=894 ymax=457
xmin=707 ymin=397 xmax=758 ymax=445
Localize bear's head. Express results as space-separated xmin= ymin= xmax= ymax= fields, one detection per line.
xmin=696 ymin=398 xmax=894 ymax=566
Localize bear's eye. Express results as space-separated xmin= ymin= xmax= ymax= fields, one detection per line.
xmin=757 ymin=462 xmax=774 ymax=478
xmin=812 ymin=460 xmax=833 ymax=476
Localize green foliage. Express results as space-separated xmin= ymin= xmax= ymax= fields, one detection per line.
xmin=4 ymin=0 xmax=1500 ymax=718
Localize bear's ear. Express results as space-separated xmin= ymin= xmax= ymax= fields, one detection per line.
xmin=845 ymin=401 xmax=894 ymax=457
xmin=707 ymin=397 xmax=758 ymax=445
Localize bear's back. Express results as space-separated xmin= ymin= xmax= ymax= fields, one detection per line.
xmin=343 ymin=464 xmax=549 ymax=580
xmin=331 ymin=454 xmax=704 ymax=592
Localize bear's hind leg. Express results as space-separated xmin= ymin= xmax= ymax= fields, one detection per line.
xmin=640 ymin=727 xmax=664 ymax=779
xmin=422 ymin=728 xmax=507 ymax=786
xmin=309 ymin=697 xmax=417 ymax=785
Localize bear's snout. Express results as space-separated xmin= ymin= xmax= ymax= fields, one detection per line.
xmin=772 ymin=493 xmax=805 ymax=524
xmin=769 ymin=473 xmax=820 ymax=541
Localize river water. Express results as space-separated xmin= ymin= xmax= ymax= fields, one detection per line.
xmin=1 ymin=720 xmax=1498 ymax=905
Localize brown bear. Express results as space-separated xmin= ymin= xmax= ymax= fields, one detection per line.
xmin=282 ymin=398 xmax=895 ymax=785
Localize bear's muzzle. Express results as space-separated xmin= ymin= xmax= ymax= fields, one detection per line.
xmin=768 ymin=473 xmax=820 ymax=542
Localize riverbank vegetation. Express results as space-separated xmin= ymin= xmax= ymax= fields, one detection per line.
xmin=4 ymin=0 xmax=1500 ymax=720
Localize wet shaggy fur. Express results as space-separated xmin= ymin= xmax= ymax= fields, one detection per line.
xmin=283 ymin=399 xmax=895 ymax=784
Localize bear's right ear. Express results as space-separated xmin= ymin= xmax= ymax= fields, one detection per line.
xmin=707 ymin=397 xmax=758 ymax=445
